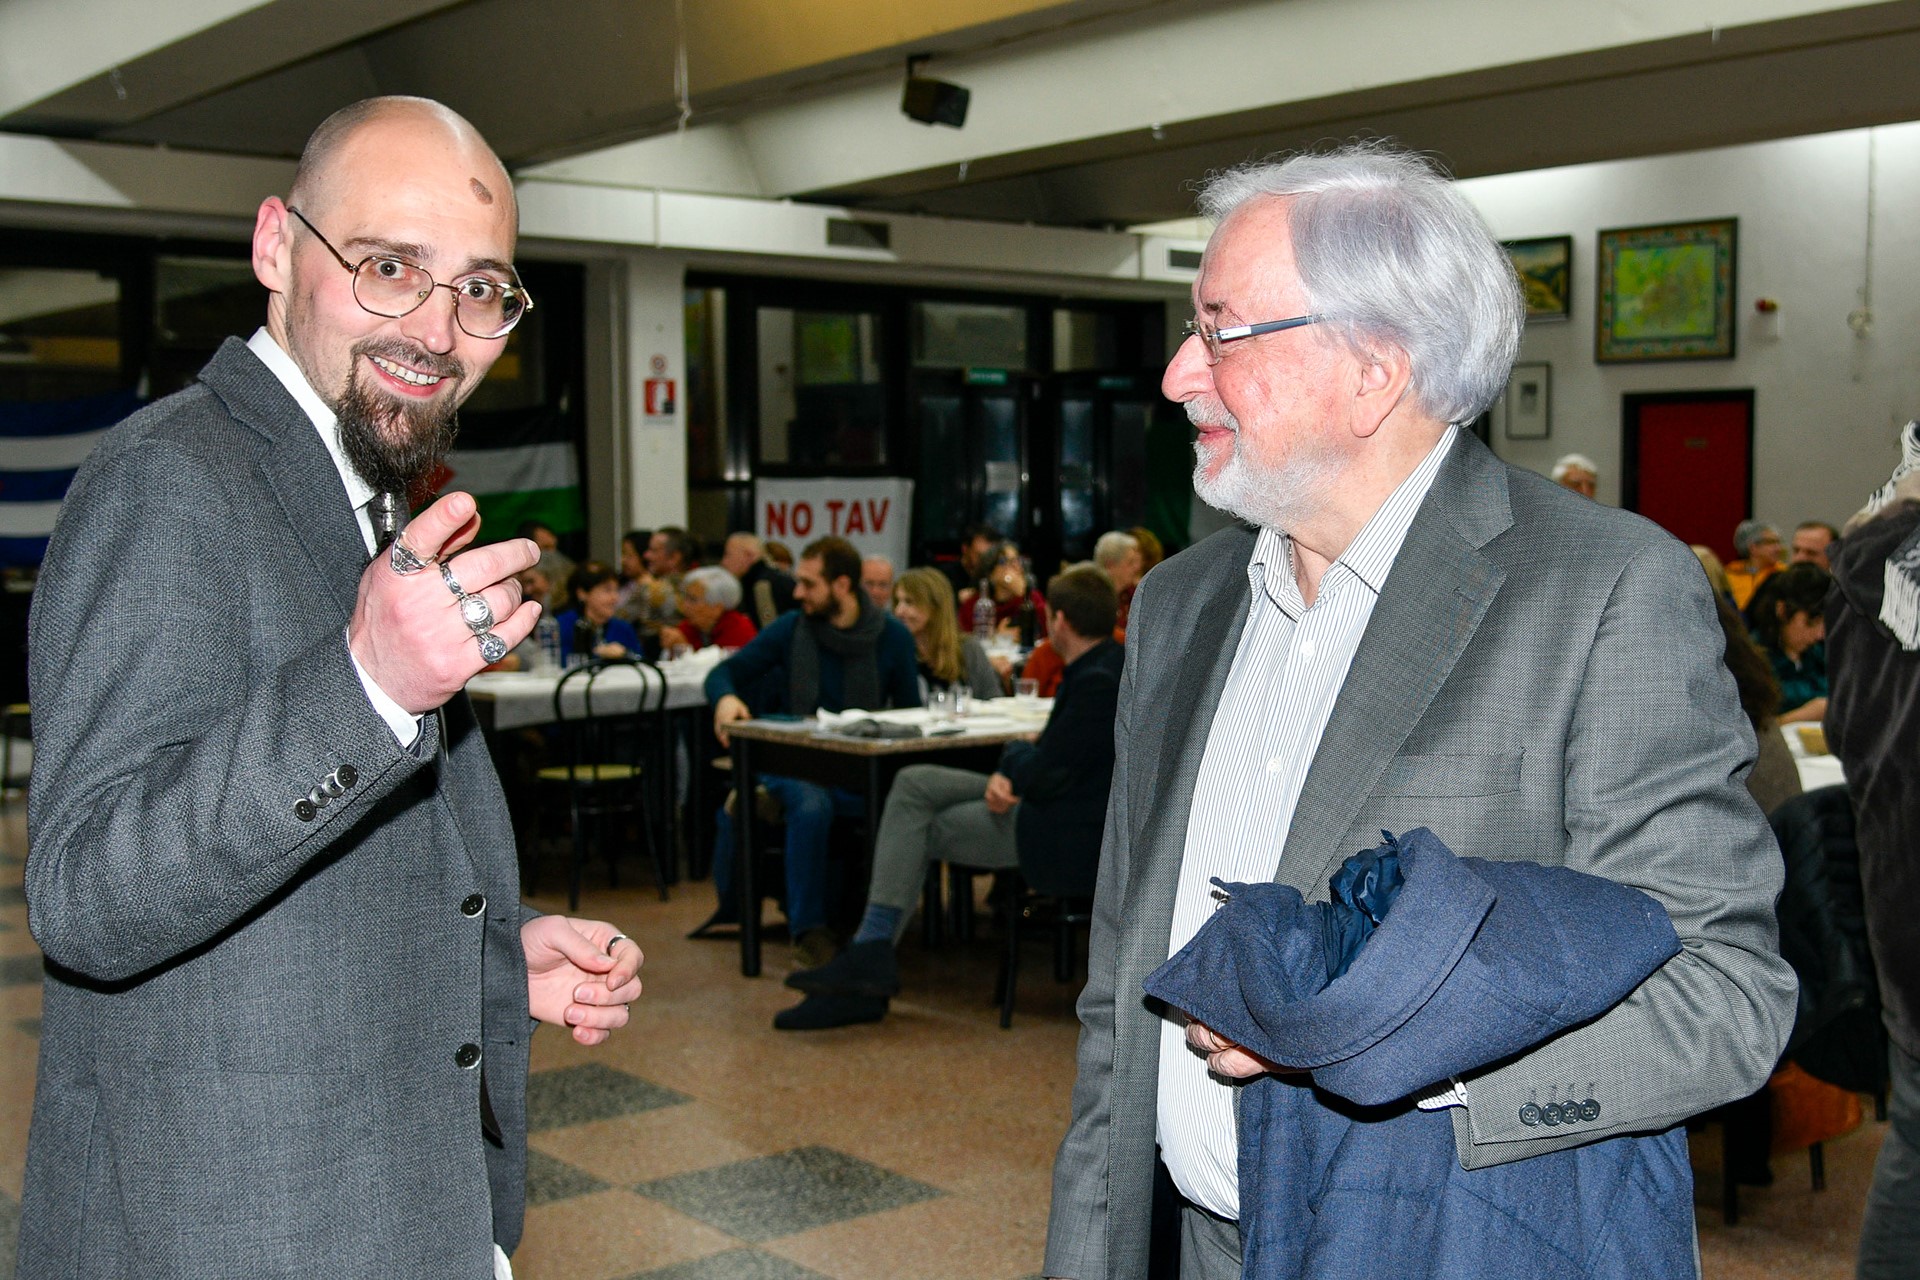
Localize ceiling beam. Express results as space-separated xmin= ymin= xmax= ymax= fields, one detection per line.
xmin=0 ymin=0 xmax=465 ymax=131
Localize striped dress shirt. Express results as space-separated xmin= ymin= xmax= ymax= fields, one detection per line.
xmin=1156 ymin=428 xmax=1458 ymax=1219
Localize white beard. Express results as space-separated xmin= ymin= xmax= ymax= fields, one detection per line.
xmin=1187 ymin=398 xmax=1339 ymax=533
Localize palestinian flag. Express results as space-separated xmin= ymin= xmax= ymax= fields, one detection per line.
xmin=430 ymin=406 xmax=583 ymax=542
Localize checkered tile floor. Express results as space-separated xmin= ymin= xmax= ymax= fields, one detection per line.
xmin=0 ymin=794 xmax=1890 ymax=1280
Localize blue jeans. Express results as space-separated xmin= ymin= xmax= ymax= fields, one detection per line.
xmin=711 ymin=774 xmax=863 ymax=936
xmin=1860 ymin=1040 xmax=1920 ymax=1279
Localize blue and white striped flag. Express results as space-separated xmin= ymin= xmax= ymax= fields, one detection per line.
xmin=1 ymin=389 xmax=142 ymax=567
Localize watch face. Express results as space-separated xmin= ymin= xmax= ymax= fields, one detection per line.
xmin=478 ymin=633 xmax=508 ymax=664
xmin=461 ymin=595 xmax=495 ymax=631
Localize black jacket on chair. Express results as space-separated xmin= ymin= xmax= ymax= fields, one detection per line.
xmin=1004 ymin=639 xmax=1124 ymax=897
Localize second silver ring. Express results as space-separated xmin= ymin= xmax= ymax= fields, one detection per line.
xmin=440 ymin=561 xmax=467 ymax=599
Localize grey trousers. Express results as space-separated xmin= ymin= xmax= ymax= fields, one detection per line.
xmin=867 ymin=763 xmax=1018 ymax=937
xmin=1179 ymin=1202 xmax=1243 ymax=1280
xmin=1860 ymin=1041 xmax=1920 ymax=1279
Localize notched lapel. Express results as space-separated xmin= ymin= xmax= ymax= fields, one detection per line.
xmin=1276 ymin=439 xmax=1512 ymax=897
xmin=200 ymin=339 xmax=367 ymax=612
xmin=1120 ymin=540 xmax=1251 ymax=964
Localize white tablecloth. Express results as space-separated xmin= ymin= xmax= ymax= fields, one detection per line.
xmin=468 ymin=661 xmax=711 ymax=730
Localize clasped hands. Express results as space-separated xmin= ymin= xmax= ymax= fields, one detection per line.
xmin=1183 ymin=1013 xmax=1290 ymax=1080
xmin=348 ymin=491 xmax=543 ymax=714
xmin=523 ymin=916 xmax=644 ymax=1047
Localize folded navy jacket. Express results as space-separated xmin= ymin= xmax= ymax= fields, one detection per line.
xmin=1145 ymin=828 xmax=1694 ymax=1280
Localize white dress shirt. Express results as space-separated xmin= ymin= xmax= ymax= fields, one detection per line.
xmin=246 ymin=328 xmax=421 ymax=747
xmin=1156 ymin=428 xmax=1458 ymax=1218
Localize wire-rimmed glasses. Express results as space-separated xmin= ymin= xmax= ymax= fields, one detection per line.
xmin=286 ymin=205 xmax=533 ymax=340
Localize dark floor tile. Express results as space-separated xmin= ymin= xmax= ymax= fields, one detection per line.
xmin=636 ymin=1146 xmax=941 ymax=1243
xmin=1 ymin=1185 xmax=17 ymax=1280
xmin=13 ymin=1017 xmax=37 ymax=1038
xmin=526 ymin=1062 xmax=688 ymax=1132
xmin=622 ymin=1248 xmax=829 ymax=1280
xmin=0 ymin=886 xmax=23 ymax=906
xmin=0 ymin=955 xmax=41 ymax=988
xmin=525 ymin=1147 xmax=610 ymax=1206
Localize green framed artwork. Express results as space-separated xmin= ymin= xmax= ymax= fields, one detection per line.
xmin=1504 ymin=235 xmax=1571 ymax=322
xmin=1596 ymin=218 xmax=1737 ymax=363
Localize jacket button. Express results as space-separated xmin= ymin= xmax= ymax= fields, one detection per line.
xmin=1580 ymin=1099 xmax=1601 ymax=1122
xmin=294 ymin=798 xmax=317 ymax=822
xmin=1518 ymin=1103 xmax=1542 ymax=1127
xmin=461 ymin=893 xmax=487 ymax=917
xmin=335 ymin=764 xmax=358 ymax=789
xmin=1541 ymin=1103 xmax=1563 ymax=1127
xmin=455 ymin=1043 xmax=482 ymax=1070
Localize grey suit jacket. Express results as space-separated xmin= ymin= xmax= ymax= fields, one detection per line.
xmin=1042 ymin=432 xmax=1797 ymax=1278
xmin=20 ymin=339 xmax=536 ymax=1278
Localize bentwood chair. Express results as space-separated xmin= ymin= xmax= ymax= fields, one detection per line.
xmin=536 ymin=659 xmax=671 ymax=909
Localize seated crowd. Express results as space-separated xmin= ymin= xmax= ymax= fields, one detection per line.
xmin=524 ymin=518 xmax=1156 ymax=1004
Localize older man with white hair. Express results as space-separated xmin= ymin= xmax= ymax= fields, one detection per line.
xmin=1092 ymin=530 xmax=1145 ymax=633
xmin=1549 ymin=452 xmax=1598 ymax=499
xmin=1043 ymin=142 xmax=1792 ymax=1278
xmin=669 ymin=565 xmax=757 ymax=652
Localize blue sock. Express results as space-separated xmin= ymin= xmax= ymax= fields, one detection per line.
xmin=852 ymin=904 xmax=903 ymax=946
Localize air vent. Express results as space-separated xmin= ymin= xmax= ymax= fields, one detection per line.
xmin=1167 ymin=247 xmax=1202 ymax=271
xmin=827 ymin=218 xmax=891 ymax=250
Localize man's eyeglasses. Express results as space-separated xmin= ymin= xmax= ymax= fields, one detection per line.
xmin=1181 ymin=313 xmax=1320 ymax=365
xmin=286 ymin=206 xmax=533 ymax=340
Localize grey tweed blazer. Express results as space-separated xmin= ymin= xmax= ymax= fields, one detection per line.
xmin=20 ymin=338 xmax=535 ymax=1278
xmin=1042 ymin=431 xmax=1798 ymax=1278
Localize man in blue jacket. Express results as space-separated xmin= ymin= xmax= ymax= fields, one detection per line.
xmin=696 ymin=535 xmax=919 ymax=965
xmin=775 ymin=563 xmax=1124 ymax=1028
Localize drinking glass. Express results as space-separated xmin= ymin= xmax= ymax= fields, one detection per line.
xmin=1016 ymin=677 xmax=1040 ymax=704
xmin=928 ymin=685 xmax=954 ymax=721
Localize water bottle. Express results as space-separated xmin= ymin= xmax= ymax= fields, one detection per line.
xmin=972 ymin=579 xmax=996 ymax=644
xmin=534 ymin=615 xmax=561 ymax=671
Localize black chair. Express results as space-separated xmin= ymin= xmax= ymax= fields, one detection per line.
xmin=1708 ymin=784 xmax=1887 ymax=1223
xmin=994 ymin=874 xmax=1093 ymax=1029
xmin=535 ymin=659 xmax=671 ymax=909
xmin=1 ymin=702 xmax=28 ymax=800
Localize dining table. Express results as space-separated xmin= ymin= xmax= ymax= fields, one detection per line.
xmin=725 ymin=702 xmax=1050 ymax=976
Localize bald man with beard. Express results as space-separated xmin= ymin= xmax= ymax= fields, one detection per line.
xmin=20 ymin=98 xmax=643 ymax=1279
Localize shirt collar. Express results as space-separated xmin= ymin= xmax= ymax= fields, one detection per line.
xmin=246 ymin=327 xmax=375 ymax=518
xmin=1248 ymin=427 xmax=1459 ymax=612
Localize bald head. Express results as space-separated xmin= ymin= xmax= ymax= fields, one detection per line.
xmin=289 ymin=97 xmax=515 ymax=231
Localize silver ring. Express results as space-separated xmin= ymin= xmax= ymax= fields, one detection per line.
xmin=605 ymin=933 xmax=629 ymax=956
xmin=476 ymin=631 xmax=508 ymax=664
xmin=388 ymin=537 xmax=432 ymax=576
xmin=440 ymin=562 xmax=467 ymax=599
xmin=459 ymin=593 xmax=496 ymax=634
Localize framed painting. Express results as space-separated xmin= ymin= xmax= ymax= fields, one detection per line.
xmin=1596 ymin=219 xmax=1737 ymax=363
xmin=1504 ymin=235 xmax=1571 ymax=322
xmin=1502 ymin=362 xmax=1551 ymax=439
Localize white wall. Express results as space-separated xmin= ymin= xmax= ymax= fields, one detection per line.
xmin=619 ymin=250 xmax=692 ymax=532
xmin=1457 ymin=124 xmax=1920 ymax=534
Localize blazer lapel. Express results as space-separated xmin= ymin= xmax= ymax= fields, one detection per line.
xmin=1121 ymin=533 xmax=1253 ymax=966
xmin=198 ymin=338 xmax=367 ymax=612
xmin=1276 ymin=435 xmax=1513 ymax=898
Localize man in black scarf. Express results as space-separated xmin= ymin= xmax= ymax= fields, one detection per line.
xmin=694 ymin=536 xmax=921 ymax=967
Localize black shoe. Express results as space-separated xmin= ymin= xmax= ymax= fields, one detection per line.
xmin=687 ymin=904 xmax=740 ymax=939
xmin=785 ymin=938 xmax=901 ymax=998
xmin=772 ymin=993 xmax=889 ymax=1030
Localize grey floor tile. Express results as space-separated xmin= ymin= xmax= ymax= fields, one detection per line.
xmin=622 ymin=1248 xmax=829 ymax=1280
xmin=13 ymin=1017 xmax=37 ymax=1038
xmin=636 ymin=1146 xmax=941 ymax=1243
xmin=524 ymin=1147 xmax=610 ymax=1206
xmin=0 ymin=955 xmax=41 ymax=988
xmin=0 ymin=886 xmax=23 ymax=906
xmin=525 ymin=1062 xmax=688 ymax=1132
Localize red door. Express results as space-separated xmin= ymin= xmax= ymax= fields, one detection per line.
xmin=1622 ymin=391 xmax=1754 ymax=563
